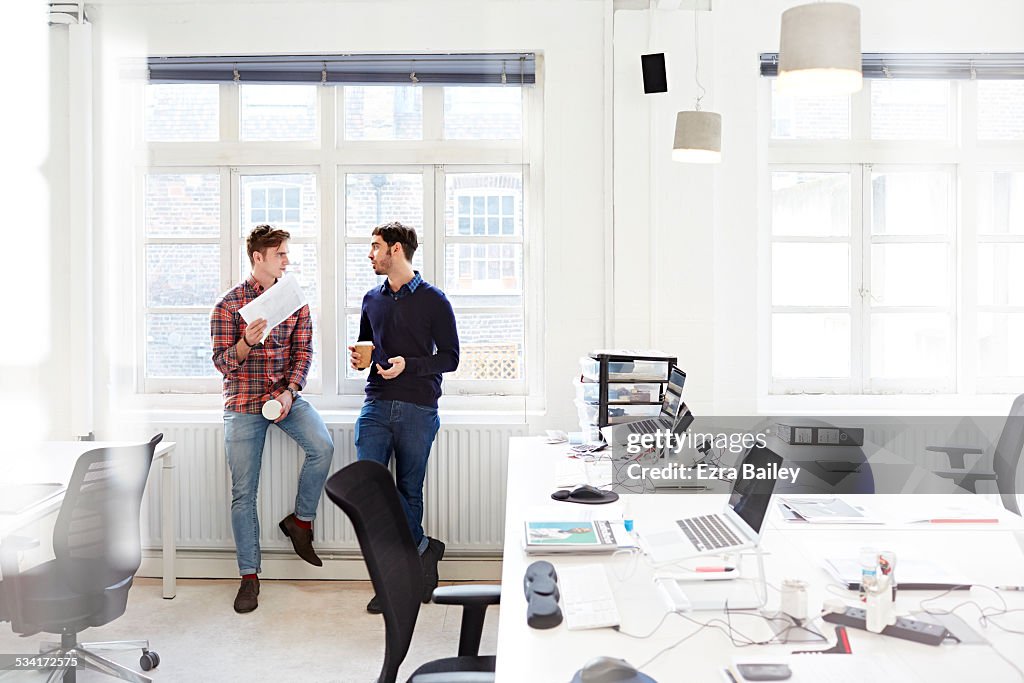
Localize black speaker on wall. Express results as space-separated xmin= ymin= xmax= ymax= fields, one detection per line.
xmin=641 ymin=53 xmax=668 ymax=94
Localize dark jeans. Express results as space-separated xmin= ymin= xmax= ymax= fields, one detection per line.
xmin=355 ymin=399 xmax=440 ymax=553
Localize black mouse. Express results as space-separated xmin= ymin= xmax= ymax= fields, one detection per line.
xmin=579 ymin=656 xmax=639 ymax=683
xmin=570 ymin=484 xmax=607 ymax=500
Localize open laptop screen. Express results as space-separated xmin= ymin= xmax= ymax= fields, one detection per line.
xmin=727 ymin=446 xmax=783 ymax=535
xmin=661 ymin=366 xmax=686 ymax=419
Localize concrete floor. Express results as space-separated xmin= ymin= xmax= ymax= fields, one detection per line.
xmin=0 ymin=577 xmax=500 ymax=683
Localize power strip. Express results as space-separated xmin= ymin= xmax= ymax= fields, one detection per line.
xmin=823 ymin=607 xmax=949 ymax=646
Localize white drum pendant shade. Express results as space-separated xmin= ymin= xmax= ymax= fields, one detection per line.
xmin=672 ymin=110 xmax=721 ymax=163
xmin=778 ymin=2 xmax=862 ymax=96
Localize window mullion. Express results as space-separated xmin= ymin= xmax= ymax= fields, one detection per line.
xmin=855 ymin=163 xmax=868 ymax=393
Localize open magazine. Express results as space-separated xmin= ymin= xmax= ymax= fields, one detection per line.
xmin=523 ymin=520 xmax=622 ymax=554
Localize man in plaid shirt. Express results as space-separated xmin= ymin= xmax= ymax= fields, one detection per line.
xmin=211 ymin=225 xmax=334 ymax=614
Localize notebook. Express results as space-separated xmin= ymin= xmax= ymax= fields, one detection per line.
xmin=523 ymin=520 xmax=628 ymax=554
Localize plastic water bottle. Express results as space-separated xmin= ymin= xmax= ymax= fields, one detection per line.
xmin=859 ymin=546 xmax=878 ymax=600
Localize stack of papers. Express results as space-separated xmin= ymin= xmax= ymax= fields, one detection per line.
xmin=523 ymin=520 xmax=632 ymax=554
xmin=779 ymin=497 xmax=880 ymax=524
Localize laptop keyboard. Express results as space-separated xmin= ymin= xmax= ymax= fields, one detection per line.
xmin=627 ymin=419 xmax=665 ymax=435
xmin=677 ymin=514 xmax=742 ymax=551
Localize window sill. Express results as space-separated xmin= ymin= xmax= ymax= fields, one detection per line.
xmin=758 ymin=393 xmax=1019 ymax=416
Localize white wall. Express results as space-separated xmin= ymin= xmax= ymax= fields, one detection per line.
xmin=613 ymin=0 xmax=1024 ymax=415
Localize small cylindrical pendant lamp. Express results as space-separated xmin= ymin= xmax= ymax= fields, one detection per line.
xmin=778 ymin=2 xmax=862 ymax=96
xmin=672 ymin=110 xmax=721 ymax=164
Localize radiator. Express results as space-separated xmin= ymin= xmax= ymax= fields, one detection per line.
xmin=141 ymin=422 xmax=526 ymax=555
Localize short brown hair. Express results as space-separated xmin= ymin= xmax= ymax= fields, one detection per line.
xmin=372 ymin=222 xmax=418 ymax=261
xmin=246 ymin=224 xmax=290 ymax=265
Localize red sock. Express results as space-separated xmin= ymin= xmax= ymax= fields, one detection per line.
xmin=293 ymin=516 xmax=312 ymax=530
xmin=242 ymin=573 xmax=257 ymax=581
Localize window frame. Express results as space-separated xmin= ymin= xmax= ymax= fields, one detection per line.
xmin=137 ymin=81 xmax=539 ymax=404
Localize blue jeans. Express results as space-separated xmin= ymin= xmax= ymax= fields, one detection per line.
xmin=224 ymin=397 xmax=334 ymax=575
xmin=355 ymin=399 xmax=440 ymax=554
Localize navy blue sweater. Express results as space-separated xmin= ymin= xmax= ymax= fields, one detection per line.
xmin=359 ymin=277 xmax=460 ymax=408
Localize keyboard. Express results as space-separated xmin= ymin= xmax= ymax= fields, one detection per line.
xmin=558 ymin=564 xmax=621 ymax=630
xmin=677 ymin=514 xmax=742 ymax=551
xmin=626 ymin=417 xmax=671 ymax=435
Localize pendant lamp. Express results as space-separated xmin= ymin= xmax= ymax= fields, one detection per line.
xmin=778 ymin=2 xmax=863 ymax=96
xmin=673 ymin=9 xmax=721 ymax=163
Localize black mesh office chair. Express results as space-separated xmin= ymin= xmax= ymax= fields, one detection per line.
xmin=324 ymin=460 xmax=500 ymax=683
xmin=927 ymin=394 xmax=1024 ymax=514
xmin=0 ymin=435 xmax=163 ymax=683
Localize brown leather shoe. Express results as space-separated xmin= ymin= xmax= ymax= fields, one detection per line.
xmin=279 ymin=514 xmax=323 ymax=567
xmin=233 ymin=576 xmax=259 ymax=613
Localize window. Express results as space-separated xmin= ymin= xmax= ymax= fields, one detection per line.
xmin=766 ymin=78 xmax=1024 ymax=395
xmin=140 ymin=79 xmax=534 ymax=399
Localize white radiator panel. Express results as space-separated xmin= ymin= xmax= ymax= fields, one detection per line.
xmin=142 ymin=423 xmax=526 ymax=555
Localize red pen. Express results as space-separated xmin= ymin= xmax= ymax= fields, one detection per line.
xmin=694 ymin=566 xmax=736 ymax=572
xmin=910 ymin=518 xmax=999 ymax=524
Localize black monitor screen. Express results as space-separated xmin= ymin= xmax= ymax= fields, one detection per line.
xmin=727 ymin=446 xmax=783 ymax=534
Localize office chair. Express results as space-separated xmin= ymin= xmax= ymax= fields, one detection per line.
xmin=927 ymin=394 xmax=1024 ymax=515
xmin=324 ymin=460 xmax=500 ymax=683
xmin=0 ymin=435 xmax=164 ymax=683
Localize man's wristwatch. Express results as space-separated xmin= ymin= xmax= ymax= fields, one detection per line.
xmin=287 ymin=387 xmax=299 ymax=400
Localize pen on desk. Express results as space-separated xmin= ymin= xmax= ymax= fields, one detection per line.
xmin=909 ymin=518 xmax=999 ymax=524
xmin=996 ymin=585 xmax=1024 ymax=591
xmin=723 ymin=669 xmax=739 ymax=683
xmin=695 ymin=566 xmax=736 ymax=573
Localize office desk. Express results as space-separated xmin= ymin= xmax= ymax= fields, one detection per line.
xmin=496 ymin=437 xmax=1024 ymax=682
xmin=0 ymin=441 xmax=178 ymax=599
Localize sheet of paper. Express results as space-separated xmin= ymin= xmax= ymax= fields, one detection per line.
xmin=237 ymin=273 xmax=307 ymax=341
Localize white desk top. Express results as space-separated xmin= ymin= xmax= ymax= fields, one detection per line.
xmin=496 ymin=437 xmax=1024 ymax=682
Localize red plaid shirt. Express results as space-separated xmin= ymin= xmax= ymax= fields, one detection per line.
xmin=211 ymin=275 xmax=313 ymax=414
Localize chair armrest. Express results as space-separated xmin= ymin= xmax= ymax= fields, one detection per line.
xmin=409 ymin=673 xmax=495 ymax=683
xmin=926 ymin=446 xmax=984 ymax=470
xmin=432 ymin=585 xmax=501 ymax=607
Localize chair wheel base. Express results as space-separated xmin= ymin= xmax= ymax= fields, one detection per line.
xmin=140 ymin=651 xmax=160 ymax=671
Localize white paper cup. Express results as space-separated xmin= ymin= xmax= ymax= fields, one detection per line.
xmin=354 ymin=341 xmax=374 ymax=370
xmin=262 ymin=399 xmax=283 ymax=421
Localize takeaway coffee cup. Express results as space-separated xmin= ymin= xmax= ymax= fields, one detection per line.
xmin=262 ymin=399 xmax=283 ymax=421
xmin=354 ymin=341 xmax=374 ymax=370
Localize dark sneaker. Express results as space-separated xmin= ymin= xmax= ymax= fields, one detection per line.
xmin=233 ymin=576 xmax=259 ymax=613
xmin=366 ymin=594 xmax=382 ymax=614
xmin=420 ymin=537 xmax=446 ymax=603
xmin=279 ymin=514 xmax=323 ymax=567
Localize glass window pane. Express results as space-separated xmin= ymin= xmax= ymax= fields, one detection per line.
xmin=772 ymin=243 xmax=849 ymax=306
xmin=870 ymin=243 xmax=949 ymax=307
xmin=978 ymin=171 xmax=1024 ymax=235
xmin=978 ymin=81 xmax=1024 ymax=140
xmin=772 ymin=314 xmax=850 ymax=378
xmin=444 ymin=86 xmax=522 ymax=139
xmin=871 ymin=171 xmax=951 ymax=235
xmin=146 ymin=244 xmax=220 ymax=308
xmin=770 ymin=80 xmax=850 ymax=140
xmin=978 ymin=244 xmax=1024 ymax=306
xmin=287 ymin=242 xmax=320 ymax=306
xmin=870 ymin=313 xmax=951 ymax=379
xmin=345 ymin=313 xmax=364 ymax=381
xmin=344 ymin=173 xmax=423 ymax=237
xmin=240 ymin=85 xmax=317 ymax=141
xmin=145 ymin=84 xmax=219 ymax=142
xmin=445 ymin=244 xmax=523 ymax=306
xmin=871 ymin=80 xmax=951 ymax=140
xmin=771 ymin=172 xmax=850 ymax=237
xmin=343 ymin=86 xmax=422 ymax=140
xmin=445 ymin=173 xmax=523 ymax=236
xmin=145 ymin=173 xmax=220 ymax=237
xmin=145 ymin=313 xmax=219 ymax=378
xmin=239 ymin=173 xmax=318 ymax=237
xmin=978 ymin=313 xmax=1024 ymax=377
xmin=451 ymin=311 xmax=524 ymax=380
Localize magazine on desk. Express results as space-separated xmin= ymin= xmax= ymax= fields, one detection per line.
xmin=523 ymin=520 xmax=625 ymax=554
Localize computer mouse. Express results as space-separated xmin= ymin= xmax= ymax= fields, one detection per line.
xmin=552 ymin=489 xmax=571 ymax=500
xmin=571 ymin=484 xmax=607 ymax=500
xmin=579 ymin=656 xmax=639 ymax=683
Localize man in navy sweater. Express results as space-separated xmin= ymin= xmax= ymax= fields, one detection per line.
xmin=349 ymin=222 xmax=460 ymax=614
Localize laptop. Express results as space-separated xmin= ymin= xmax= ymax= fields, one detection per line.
xmin=601 ymin=366 xmax=687 ymax=448
xmin=638 ymin=445 xmax=783 ymax=565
